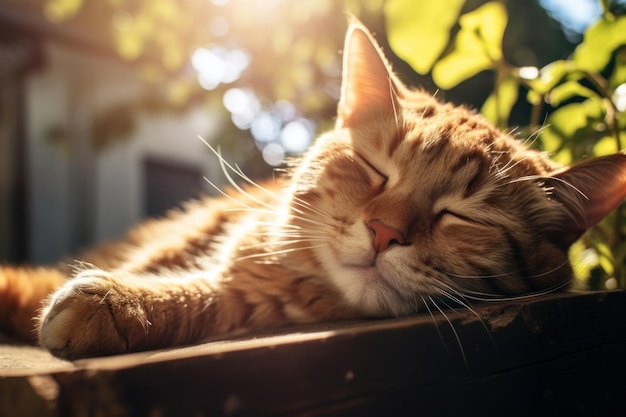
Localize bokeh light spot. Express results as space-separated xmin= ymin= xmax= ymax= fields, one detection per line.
xmin=280 ymin=120 xmax=312 ymax=153
xmin=251 ymin=112 xmax=281 ymax=142
xmin=262 ymin=143 xmax=285 ymax=166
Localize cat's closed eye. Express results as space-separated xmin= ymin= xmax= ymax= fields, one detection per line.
xmin=433 ymin=209 xmax=474 ymax=229
xmin=354 ymin=153 xmax=388 ymax=190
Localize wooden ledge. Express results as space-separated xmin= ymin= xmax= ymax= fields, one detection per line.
xmin=1 ymin=290 xmax=626 ymax=416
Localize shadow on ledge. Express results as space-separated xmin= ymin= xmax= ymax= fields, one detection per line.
xmin=1 ymin=291 xmax=626 ymax=416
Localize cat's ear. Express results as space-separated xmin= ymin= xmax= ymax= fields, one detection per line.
xmin=547 ymin=152 xmax=626 ymax=246
xmin=336 ymin=22 xmax=401 ymax=128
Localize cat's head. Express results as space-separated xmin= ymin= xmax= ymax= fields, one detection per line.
xmin=287 ymin=22 xmax=626 ymax=316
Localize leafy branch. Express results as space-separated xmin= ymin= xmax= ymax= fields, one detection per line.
xmin=385 ymin=0 xmax=626 ymax=289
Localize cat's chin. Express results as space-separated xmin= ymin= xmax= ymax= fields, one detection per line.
xmin=328 ymin=262 xmax=416 ymax=317
xmin=315 ymin=237 xmax=418 ymax=316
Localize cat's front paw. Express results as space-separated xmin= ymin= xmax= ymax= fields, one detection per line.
xmin=38 ymin=270 xmax=148 ymax=360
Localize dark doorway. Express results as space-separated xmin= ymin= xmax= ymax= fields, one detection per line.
xmin=0 ymin=34 xmax=40 ymax=263
xmin=143 ymin=158 xmax=203 ymax=218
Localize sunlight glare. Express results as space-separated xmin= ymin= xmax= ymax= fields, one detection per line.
xmin=193 ymin=48 xmax=225 ymax=90
xmin=280 ymin=120 xmax=312 ymax=153
xmin=223 ymin=88 xmax=260 ymax=129
xmin=262 ymin=143 xmax=286 ymax=166
xmin=518 ymin=66 xmax=539 ymax=80
xmin=193 ymin=47 xmax=250 ymax=90
xmin=273 ymin=100 xmax=297 ymax=121
xmin=251 ymin=112 xmax=281 ymax=142
xmin=614 ymin=83 xmax=626 ymax=112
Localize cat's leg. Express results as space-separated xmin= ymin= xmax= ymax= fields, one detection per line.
xmin=38 ymin=269 xmax=224 ymax=360
xmin=0 ymin=266 xmax=65 ymax=342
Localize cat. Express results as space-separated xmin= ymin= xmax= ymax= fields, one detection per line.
xmin=1 ymin=21 xmax=626 ymax=360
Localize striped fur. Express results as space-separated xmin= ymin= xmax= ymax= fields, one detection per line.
xmin=2 ymin=22 xmax=626 ymax=359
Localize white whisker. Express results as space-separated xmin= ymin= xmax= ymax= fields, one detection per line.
xmin=388 ymin=77 xmax=399 ymax=127
xmin=238 ymin=238 xmax=331 ymax=251
xmin=255 ymin=222 xmax=302 ymax=230
xmin=290 ymin=196 xmax=335 ymax=221
xmin=430 ymin=284 xmax=499 ymax=357
xmin=429 ymin=295 xmax=467 ymax=367
xmin=224 ymin=207 xmax=330 ymax=229
xmin=507 ymin=175 xmax=589 ymax=202
xmin=447 ymin=258 xmax=572 ymax=281
xmin=458 ymin=279 xmax=572 ymax=302
xmin=522 ymin=124 xmax=548 ymax=148
xmin=495 ymin=154 xmax=535 ymax=179
xmin=199 ymin=138 xmax=278 ymax=210
xmin=419 ymin=292 xmax=449 ymax=353
xmin=203 ymin=177 xmax=254 ymax=210
xmin=419 ymin=90 xmax=438 ymax=120
xmin=235 ymin=244 xmax=329 ymax=261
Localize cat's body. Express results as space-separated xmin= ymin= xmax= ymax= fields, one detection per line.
xmin=2 ymin=22 xmax=626 ymax=360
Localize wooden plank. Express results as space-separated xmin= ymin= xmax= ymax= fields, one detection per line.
xmin=1 ymin=290 xmax=625 ymax=416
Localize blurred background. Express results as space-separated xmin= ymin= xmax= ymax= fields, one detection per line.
xmin=0 ymin=0 xmax=599 ymax=265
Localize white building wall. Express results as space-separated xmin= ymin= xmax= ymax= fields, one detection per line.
xmin=95 ymin=107 xmax=222 ymax=243
xmin=26 ymin=41 xmax=223 ymax=264
xmin=26 ymin=43 xmax=74 ymax=264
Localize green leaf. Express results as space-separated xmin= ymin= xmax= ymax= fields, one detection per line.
xmin=548 ymin=81 xmax=597 ymax=106
xmin=432 ymin=2 xmax=507 ymax=89
xmin=481 ymin=75 xmax=519 ymax=126
xmin=547 ymin=103 xmax=589 ymax=140
xmin=609 ymin=49 xmax=626 ymax=89
xmin=574 ymin=15 xmax=626 ymax=72
xmin=618 ymin=109 xmax=626 ymax=129
xmin=539 ymin=128 xmax=563 ymax=153
xmin=526 ymin=89 xmax=542 ymax=106
xmin=593 ymin=135 xmax=620 ymax=156
xmin=540 ymin=97 xmax=607 ymax=158
xmin=569 ymin=240 xmax=597 ymax=282
xmin=458 ymin=2 xmax=506 ymax=62
xmin=385 ymin=0 xmax=466 ymax=74
xmin=540 ymin=101 xmax=595 ymax=151
xmin=527 ymin=60 xmax=572 ymax=95
xmin=44 ymin=0 xmax=83 ymax=22
xmin=553 ymin=148 xmax=573 ymax=165
xmin=595 ymin=241 xmax=615 ymax=276
xmin=432 ymin=45 xmax=492 ymax=89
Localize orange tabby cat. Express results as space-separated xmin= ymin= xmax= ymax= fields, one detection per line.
xmin=2 ymin=22 xmax=626 ymax=360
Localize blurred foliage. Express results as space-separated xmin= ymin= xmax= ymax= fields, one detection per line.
xmin=42 ymin=0 xmax=385 ymax=115
xmin=386 ymin=0 xmax=626 ymax=290
xmin=39 ymin=0 xmax=388 ymax=170
xmin=39 ymin=0 xmax=567 ymax=152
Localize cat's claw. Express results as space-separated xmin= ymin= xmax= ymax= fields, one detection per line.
xmin=38 ymin=271 xmax=137 ymax=360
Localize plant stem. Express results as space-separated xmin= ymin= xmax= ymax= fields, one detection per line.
xmin=529 ymin=100 xmax=543 ymax=134
xmin=609 ymin=196 xmax=626 ymax=288
xmin=493 ymin=63 xmax=510 ymax=130
xmin=582 ymin=70 xmax=625 ymax=287
xmin=582 ymin=71 xmax=622 ymax=150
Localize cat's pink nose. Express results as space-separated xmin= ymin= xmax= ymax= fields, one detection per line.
xmin=367 ymin=219 xmax=407 ymax=254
